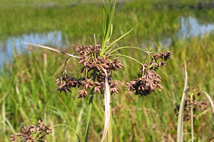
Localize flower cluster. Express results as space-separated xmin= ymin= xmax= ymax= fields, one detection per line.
xmin=175 ymin=89 xmax=208 ymax=121
xmin=151 ymin=51 xmax=173 ymax=61
xmin=126 ymin=52 xmax=173 ymax=96
xmin=55 ymin=44 xmax=123 ymax=98
xmin=9 ymin=120 xmax=52 ymax=142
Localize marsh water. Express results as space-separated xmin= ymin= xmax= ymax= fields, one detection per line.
xmin=0 ymin=31 xmax=66 ymax=67
xmin=0 ymin=16 xmax=214 ymax=67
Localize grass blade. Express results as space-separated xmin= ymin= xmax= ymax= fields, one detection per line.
xmin=85 ymin=89 xmax=94 ymax=142
xmin=5 ymin=118 xmax=16 ymax=134
xmin=101 ymin=26 xmax=136 ymax=56
xmin=101 ymin=0 xmax=116 ymax=51
xmin=107 ymin=0 xmax=116 ymax=43
xmin=202 ymin=91 xmax=214 ymax=113
xmin=190 ymin=93 xmax=194 ymax=142
xmin=177 ymin=62 xmax=188 ymax=142
xmin=54 ymin=124 xmax=80 ymax=142
xmin=0 ymin=93 xmax=8 ymax=104
xmin=102 ymin=0 xmax=107 ymax=39
xmin=24 ymin=42 xmax=80 ymax=58
xmin=2 ymin=99 xmax=6 ymax=140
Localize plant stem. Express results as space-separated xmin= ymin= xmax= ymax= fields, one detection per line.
xmin=177 ymin=62 xmax=188 ymax=142
xmin=85 ymin=88 xmax=94 ymax=142
xmin=190 ymin=93 xmax=194 ymax=142
xmin=2 ymin=99 xmax=5 ymax=141
xmin=109 ymin=54 xmax=144 ymax=66
xmin=54 ymin=124 xmax=80 ymax=141
xmin=106 ymin=46 xmax=148 ymax=55
xmin=107 ymin=104 xmax=113 ymax=142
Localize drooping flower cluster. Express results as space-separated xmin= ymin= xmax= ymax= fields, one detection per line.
xmin=9 ymin=120 xmax=52 ymax=142
xmin=55 ymin=44 xmax=123 ymax=98
xmin=126 ymin=51 xmax=173 ymax=96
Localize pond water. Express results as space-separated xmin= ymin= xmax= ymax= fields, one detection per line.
xmin=178 ymin=16 xmax=214 ymax=39
xmin=0 ymin=16 xmax=214 ymax=68
xmin=0 ymin=31 xmax=66 ymax=68
xmin=145 ymin=16 xmax=214 ymax=48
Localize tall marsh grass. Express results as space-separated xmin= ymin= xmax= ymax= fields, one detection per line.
xmin=1 ymin=35 xmax=214 ymax=141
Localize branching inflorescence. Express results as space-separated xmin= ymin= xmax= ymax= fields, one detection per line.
xmin=55 ymin=44 xmax=173 ymax=98
xmin=55 ymin=44 xmax=123 ymax=98
xmin=127 ymin=51 xmax=173 ymax=96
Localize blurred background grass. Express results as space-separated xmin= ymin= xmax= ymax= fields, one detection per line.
xmin=0 ymin=0 xmax=214 ymax=141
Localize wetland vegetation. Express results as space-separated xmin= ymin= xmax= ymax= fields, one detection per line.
xmin=0 ymin=0 xmax=214 ymax=141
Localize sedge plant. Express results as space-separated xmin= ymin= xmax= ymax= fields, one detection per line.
xmin=19 ymin=0 xmax=173 ymax=141
xmin=176 ymin=63 xmax=214 ymax=142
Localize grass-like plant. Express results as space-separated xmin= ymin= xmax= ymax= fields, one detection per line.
xmin=176 ymin=63 xmax=214 ymax=142
xmin=16 ymin=0 xmax=173 ymax=141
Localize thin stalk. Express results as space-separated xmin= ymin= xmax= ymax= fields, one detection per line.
xmin=85 ymin=88 xmax=94 ymax=142
xmin=147 ymin=62 xmax=155 ymax=70
xmin=107 ymin=104 xmax=113 ymax=142
xmin=190 ymin=93 xmax=194 ymax=142
xmin=177 ymin=62 xmax=188 ymax=142
xmin=35 ymin=131 xmax=46 ymax=140
xmin=109 ymin=54 xmax=144 ymax=66
xmin=2 ymin=100 xmax=5 ymax=140
xmin=5 ymin=118 xmax=16 ymax=134
xmin=202 ymin=91 xmax=214 ymax=113
xmin=54 ymin=124 xmax=80 ymax=141
xmin=0 ymin=93 xmax=8 ymax=104
xmin=24 ymin=42 xmax=80 ymax=58
xmin=63 ymin=56 xmax=71 ymax=72
xmin=106 ymin=46 xmax=148 ymax=55
xmin=101 ymin=69 xmax=111 ymax=142
xmin=101 ymin=26 xmax=136 ymax=56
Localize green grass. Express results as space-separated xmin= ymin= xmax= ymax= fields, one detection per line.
xmin=0 ymin=0 xmax=214 ymax=141
xmin=1 ymin=0 xmax=209 ymax=40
